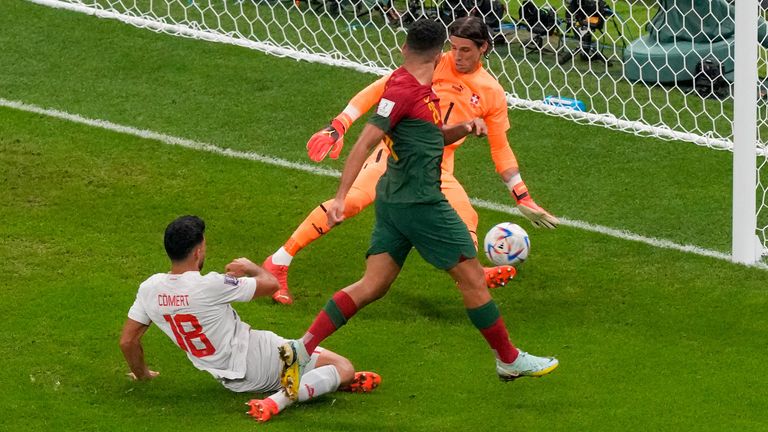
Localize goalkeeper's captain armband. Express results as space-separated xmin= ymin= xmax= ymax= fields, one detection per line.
xmin=306 ymin=114 xmax=352 ymax=162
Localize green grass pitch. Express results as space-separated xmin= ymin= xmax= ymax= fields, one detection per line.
xmin=1 ymin=0 xmax=767 ymax=430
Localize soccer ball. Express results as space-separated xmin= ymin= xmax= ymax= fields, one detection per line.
xmin=483 ymin=222 xmax=530 ymax=267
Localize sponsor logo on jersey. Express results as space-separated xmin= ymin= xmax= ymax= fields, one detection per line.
xmin=224 ymin=275 xmax=239 ymax=286
xmin=376 ymin=98 xmax=395 ymax=117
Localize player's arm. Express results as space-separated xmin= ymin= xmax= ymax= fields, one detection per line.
xmin=487 ymin=131 xmax=560 ymax=229
xmin=327 ymin=123 xmax=387 ymax=226
xmin=224 ymin=257 xmax=279 ymax=299
xmin=119 ymin=318 xmax=159 ymax=381
xmin=443 ymin=118 xmax=487 ymax=145
xmin=307 ymin=75 xmax=390 ymax=162
xmin=347 ymin=75 xmax=390 ymax=119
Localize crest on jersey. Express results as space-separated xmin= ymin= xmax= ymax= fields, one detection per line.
xmin=224 ymin=275 xmax=239 ymax=286
xmin=377 ymin=98 xmax=395 ymax=117
xmin=470 ymin=93 xmax=480 ymax=106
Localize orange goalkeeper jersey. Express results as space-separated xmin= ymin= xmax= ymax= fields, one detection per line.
xmin=344 ymin=51 xmax=516 ymax=175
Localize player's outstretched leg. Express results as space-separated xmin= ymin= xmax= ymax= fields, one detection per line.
xmin=484 ymin=265 xmax=516 ymax=289
xmin=340 ymin=371 xmax=382 ymax=393
xmin=450 ymin=259 xmax=558 ymax=381
xmin=496 ymin=349 xmax=559 ymax=381
xmin=264 ymin=184 xmax=377 ymax=305
xmin=251 ymin=355 xmax=375 ymax=422
xmin=262 ymin=200 xmax=334 ymax=305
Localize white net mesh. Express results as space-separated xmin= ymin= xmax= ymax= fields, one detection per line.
xmin=27 ymin=0 xmax=768 ymax=256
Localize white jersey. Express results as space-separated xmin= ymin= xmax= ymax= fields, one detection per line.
xmin=128 ymin=271 xmax=257 ymax=380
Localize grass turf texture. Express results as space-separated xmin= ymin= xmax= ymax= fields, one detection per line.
xmin=2 ymin=0 xmax=768 ymax=430
xmin=0 ymin=0 xmax=747 ymax=253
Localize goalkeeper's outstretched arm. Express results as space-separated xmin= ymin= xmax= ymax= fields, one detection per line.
xmin=488 ymin=132 xmax=560 ymax=229
xmin=306 ymin=75 xmax=390 ymax=162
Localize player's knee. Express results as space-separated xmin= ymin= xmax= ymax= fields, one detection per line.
xmin=317 ymin=350 xmax=355 ymax=386
xmin=451 ymin=261 xmax=486 ymax=292
xmin=333 ymin=356 xmax=355 ymax=387
xmin=457 ymin=276 xmax=485 ymax=295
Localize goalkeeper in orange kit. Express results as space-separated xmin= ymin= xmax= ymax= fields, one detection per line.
xmin=264 ymin=17 xmax=559 ymax=304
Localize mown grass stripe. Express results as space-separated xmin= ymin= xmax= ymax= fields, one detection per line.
xmin=2 ymin=96 xmax=764 ymax=270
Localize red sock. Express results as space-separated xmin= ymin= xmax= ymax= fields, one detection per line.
xmin=467 ymin=300 xmax=519 ymax=363
xmin=479 ymin=318 xmax=519 ymax=364
xmin=303 ymin=291 xmax=358 ymax=353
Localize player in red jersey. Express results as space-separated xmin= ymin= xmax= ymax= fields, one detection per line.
xmin=264 ymin=17 xmax=558 ymax=304
xmin=277 ymin=19 xmax=557 ymax=401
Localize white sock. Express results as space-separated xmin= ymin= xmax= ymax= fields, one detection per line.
xmin=297 ymin=365 xmax=341 ymax=402
xmin=271 ymin=247 xmax=294 ymax=266
xmin=268 ymin=391 xmax=293 ymax=413
xmin=265 ymin=365 xmax=341 ymax=413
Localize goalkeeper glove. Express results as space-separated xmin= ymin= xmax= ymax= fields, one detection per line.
xmin=307 ymin=118 xmax=347 ymax=162
xmin=508 ymin=175 xmax=559 ymax=229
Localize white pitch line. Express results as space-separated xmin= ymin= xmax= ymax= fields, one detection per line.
xmin=0 ymin=98 xmax=340 ymax=179
xmin=472 ymin=198 xmax=739 ymax=262
xmin=1 ymin=97 xmax=765 ymax=270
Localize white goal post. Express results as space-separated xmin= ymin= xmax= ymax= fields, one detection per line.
xmin=26 ymin=0 xmax=767 ymax=263
xmin=733 ymin=0 xmax=760 ymax=264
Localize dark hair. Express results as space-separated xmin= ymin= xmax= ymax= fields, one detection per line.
xmin=164 ymin=215 xmax=205 ymax=261
xmin=448 ymin=16 xmax=492 ymax=50
xmin=405 ymin=19 xmax=446 ymax=55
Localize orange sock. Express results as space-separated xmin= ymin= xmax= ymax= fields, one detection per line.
xmin=283 ymin=187 xmax=374 ymax=257
xmin=283 ymin=199 xmax=334 ymax=256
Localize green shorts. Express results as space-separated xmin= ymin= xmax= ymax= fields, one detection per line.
xmin=367 ymin=200 xmax=477 ymax=270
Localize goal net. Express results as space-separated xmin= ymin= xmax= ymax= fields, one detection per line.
xmin=28 ymin=0 xmax=768 ymax=259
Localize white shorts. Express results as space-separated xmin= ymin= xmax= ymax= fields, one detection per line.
xmin=219 ymin=330 xmax=322 ymax=393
